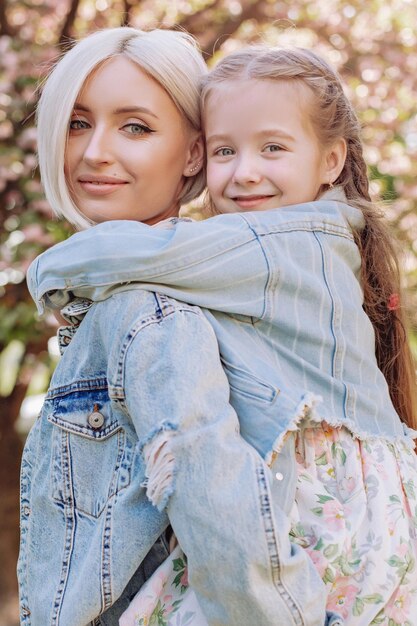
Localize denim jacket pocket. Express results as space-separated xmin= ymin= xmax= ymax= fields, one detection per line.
xmin=222 ymin=359 xmax=279 ymax=403
xmin=47 ymin=382 xmax=131 ymax=518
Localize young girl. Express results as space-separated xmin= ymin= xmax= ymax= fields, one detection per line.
xmin=27 ymin=47 xmax=417 ymax=625
xmin=19 ymin=32 xmax=329 ymax=626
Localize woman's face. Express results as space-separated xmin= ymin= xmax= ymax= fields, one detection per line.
xmin=65 ymin=56 xmax=201 ymax=224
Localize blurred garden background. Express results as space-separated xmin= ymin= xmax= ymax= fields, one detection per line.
xmin=1 ymin=1 xmax=417 ymax=624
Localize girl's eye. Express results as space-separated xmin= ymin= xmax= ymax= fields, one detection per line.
xmin=264 ymin=144 xmax=282 ymax=153
xmin=69 ymin=119 xmax=89 ymax=130
xmin=123 ymin=122 xmax=154 ymax=135
xmin=214 ymin=147 xmax=234 ymax=157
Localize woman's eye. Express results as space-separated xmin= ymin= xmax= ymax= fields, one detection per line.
xmin=215 ymin=147 xmax=234 ymax=157
xmin=123 ymin=123 xmax=154 ymax=135
xmin=69 ymin=119 xmax=89 ymax=130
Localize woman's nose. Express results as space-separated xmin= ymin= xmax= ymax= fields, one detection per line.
xmin=83 ymin=128 xmax=114 ymax=166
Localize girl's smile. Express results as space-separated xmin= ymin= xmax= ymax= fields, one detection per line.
xmin=231 ymin=194 xmax=277 ymax=209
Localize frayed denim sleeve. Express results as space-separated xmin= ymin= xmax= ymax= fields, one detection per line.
xmin=121 ymin=305 xmax=327 ymax=626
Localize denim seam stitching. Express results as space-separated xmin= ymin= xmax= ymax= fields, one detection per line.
xmin=46 ymin=378 xmax=108 ymax=399
xmin=313 ymin=232 xmax=349 ymax=420
xmin=241 ymin=215 xmax=271 ymax=319
xmin=257 ymin=221 xmax=354 ymax=240
xmin=114 ymin=308 xmax=204 ymax=395
xmin=51 ymin=429 xmax=76 ymax=625
xmin=256 ymin=463 xmax=304 ymax=626
xmin=18 ymin=453 xmax=32 ymax=624
xmin=101 ymin=490 xmax=116 ymax=610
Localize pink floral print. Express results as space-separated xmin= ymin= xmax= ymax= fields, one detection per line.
xmin=121 ymin=423 xmax=417 ymax=626
xmin=327 ymin=583 xmax=359 ymax=619
xmin=291 ymin=423 xmax=417 ymax=625
xmin=119 ymin=545 xmax=208 ymax=626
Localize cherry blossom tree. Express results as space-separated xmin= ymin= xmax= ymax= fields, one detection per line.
xmin=1 ymin=2 xmax=416 ymax=623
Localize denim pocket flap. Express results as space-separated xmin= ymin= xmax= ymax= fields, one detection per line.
xmin=47 ymin=383 xmax=129 ymax=518
xmin=48 ymin=385 xmax=121 ymax=440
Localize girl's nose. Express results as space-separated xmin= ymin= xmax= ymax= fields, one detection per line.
xmin=83 ymin=128 xmax=114 ymax=166
xmin=232 ymin=155 xmax=262 ymax=185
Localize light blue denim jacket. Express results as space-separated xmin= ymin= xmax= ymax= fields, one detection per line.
xmin=19 ymin=292 xmax=329 ymax=625
xmin=24 ymin=190 xmax=413 ymax=626
xmin=28 ymin=190 xmax=413 ymax=450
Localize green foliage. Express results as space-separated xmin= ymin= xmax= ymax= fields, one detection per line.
xmin=0 ymin=340 xmax=25 ymax=396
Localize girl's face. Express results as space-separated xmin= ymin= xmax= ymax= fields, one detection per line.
xmin=205 ymin=79 xmax=333 ymax=213
xmin=65 ymin=56 xmax=201 ymax=224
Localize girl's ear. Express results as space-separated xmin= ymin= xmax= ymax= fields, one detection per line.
xmin=183 ymin=132 xmax=205 ymax=177
xmin=324 ymin=138 xmax=347 ymax=185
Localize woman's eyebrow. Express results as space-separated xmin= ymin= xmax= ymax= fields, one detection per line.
xmin=113 ymin=106 xmax=159 ymax=119
xmin=72 ymin=103 xmax=159 ymax=119
xmin=73 ymin=102 xmax=89 ymax=112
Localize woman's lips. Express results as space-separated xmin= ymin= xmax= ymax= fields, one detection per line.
xmin=78 ymin=178 xmax=128 ymax=195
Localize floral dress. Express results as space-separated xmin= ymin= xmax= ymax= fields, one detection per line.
xmin=120 ymin=423 xmax=417 ymax=626
xmin=119 ymin=545 xmax=208 ymax=626
xmin=290 ymin=423 xmax=417 ymax=625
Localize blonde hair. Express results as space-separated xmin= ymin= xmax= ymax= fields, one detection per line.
xmin=37 ymin=27 xmax=207 ymax=230
xmin=202 ymin=47 xmax=417 ymax=430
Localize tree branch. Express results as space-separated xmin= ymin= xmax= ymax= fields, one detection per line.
xmin=0 ymin=0 xmax=15 ymax=37
xmin=175 ymin=0 xmax=223 ymax=34
xmin=203 ymin=2 xmax=266 ymax=57
xmin=121 ymin=0 xmax=135 ymax=26
xmin=59 ymin=0 xmax=81 ymax=46
xmin=177 ymin=0 xmax=268 ymax=58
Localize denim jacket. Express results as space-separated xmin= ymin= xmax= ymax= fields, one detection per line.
xmin=28 ymin=189 xmax=414 ymax=451
xmin=25 ymin=190 xmax=412 ymax=626
xmin=18 ymin=289 xmax=329 ymax=626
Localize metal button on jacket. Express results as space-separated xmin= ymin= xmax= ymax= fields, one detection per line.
xmin=88 ymin=407 xmax=105 ymax=429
